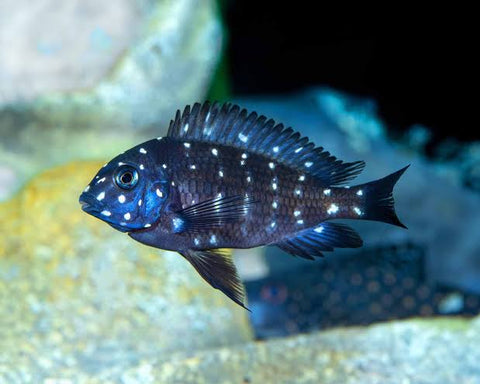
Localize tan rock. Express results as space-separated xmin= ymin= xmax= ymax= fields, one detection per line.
xmin=0 ymin=161 xmax=252 ymax=379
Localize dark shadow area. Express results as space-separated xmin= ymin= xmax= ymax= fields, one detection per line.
xmin=225 ymin=2 xmax=477 ymax=146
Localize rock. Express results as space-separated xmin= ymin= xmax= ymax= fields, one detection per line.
xmin=0 ymin=0 xmax=141 ymax=103
xmin=120 ymin=316 xmax=480 ymax=384
xmin=0 ymin=0 xmax=222 ymax=200
xmin=0 ymin=162 xmax=252 ymax=380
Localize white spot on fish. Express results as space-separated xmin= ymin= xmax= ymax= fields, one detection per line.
xmin=240 ymin=160 xmax=246 ymax=166
xmin=345 ymin=186 xmax=351 ymax=189
xmin=273 ymin=146 xmax=279 ymax=153
xmin=295 ymin=147 xmax=303 ymax=153
xmin=184 ymin=142 xmax=191 ymax=148
xmin=162 ymin=164 xmax=167 ymax=169
xmin=139 ymin=148 xmax=147 ymax=154
xmin=206 ymin=112 xmax=211 ymax=121
xmin=157 ymin=137 xmax=163 ymax=140
xmin=269 ymin=162 xmax=275 ymax=170
xmin=144 ymin=223 xmax=151 ymax=228
xmin=138 ymin=199 xmax=142 ymax=206
xmin=238 ymin=133 xmax=248 ymax=142
xmin=173 ymin=217 xmax=184 ymax=231
xmin=219 ymin=170 xmax=224 ymax=177
xmin=272 ymin=201 xmax=278 ymax=209
xmin=241 ymin=153 xmax=248 ymax=159
xmin=194 ymin=238 xmax=200 ymax=246
xmin=314 ymin=225 xmax=324 ymax=233
xmin=295 ymin=189 xmax=301 ymax=196
xmin=190 ymin=165 xmax=196 ymax=170
xmin=305 ymin=161 xmax=313 ymax=168
xmin=171 ymin=181 xmax=175 ymax=186
xmin=156 ymin=188 xmax=163 ymax=198
xmin=120 ymin=222 xmax=127 ymax=226
xmin=356 ymin=190 xmax=363 ymax=196
xmin=124 ymin=212 xmax=131 ymax=220
xmin=298 ymin=175 xmax=305 ymax=181
xmin=294 ymin=210 xmax=301 ymax=217
xmin=101 ymin=210 xmax=111 ymax=217
xmin=323 ymin=189 xmax=331 ymax=196
xmin=217 ymin=192 xmax=223 ymax=199
xmin=272 ymin=182 xmax=278 ymax=190
xmin=353 ymin=206 xmax=363 ymax=215
xmin=96 ymin=177 xmax=106 ymax=184
xmin=296 ymin=219 xmax=304 ymax=225
xmin=192 ymin=200 xmax=196 ymax=204
xmin=184 ymin=123 xmax=189 ymax=133
xmin=270 ymin=221 xmax=276 ymax=228
xmin=96 ymin=191 xmax=105 ymax=201
xmin=211 ymin=148 xmax=218 ymax=156
xmin=118 ymin=195 xmax=126 ymax=203
xmin=139 ymin=164 xmax=145 ymax=170
xmin=210 ymin=235 xmax=217 ymax=245
xmin=327 ymin=204 xmax=339 ymax=215
xmin=247 ymin=176 xmax=252 ymax=183
xmin=118 ymin=162 xmax=125 ymax=166
xmin=95 ymin=176 xmax=99 ymax=179
xmin=84 ymin=185 xmax=90 ymax=192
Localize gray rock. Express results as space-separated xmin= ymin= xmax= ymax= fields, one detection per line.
xmin=34 ymin=316 xmax=479 ymax=383
xmin=0 ymin=0 xmax=141 ymax=103
xmin=0 ymin=0 xmax=222 ymax=200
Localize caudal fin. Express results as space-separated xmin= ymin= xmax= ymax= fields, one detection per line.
xmin=358 ymin=165 xmax=409 ymax=228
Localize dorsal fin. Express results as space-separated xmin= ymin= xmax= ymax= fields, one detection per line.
xmin=167 ymin=102 xmax=365 ymax=186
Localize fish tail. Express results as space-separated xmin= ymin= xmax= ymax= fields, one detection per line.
xmin=356 ymin=165 xmax=410 ymax=228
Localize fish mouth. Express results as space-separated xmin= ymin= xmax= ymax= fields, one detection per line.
xmin=79 ymin=192 xmax=156 ymax=234
xmin=79 ymin=192 xmax=133 ymax=233
xmin=79 ymin=192 xmax=101 ymax=214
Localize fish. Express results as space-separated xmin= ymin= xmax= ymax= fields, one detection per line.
xmin=247 ymin=243 xmax=480 ymax=338
xmin=79 ymin=102 xmax=409 ymax=309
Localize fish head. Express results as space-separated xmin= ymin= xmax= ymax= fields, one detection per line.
xmin=79 ymin=140 xmax=169 ymax=232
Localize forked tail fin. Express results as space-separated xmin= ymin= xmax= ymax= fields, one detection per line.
xmin=357 ymin=165 xmax=409 ymax=228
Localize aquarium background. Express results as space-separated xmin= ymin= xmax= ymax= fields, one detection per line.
xmin=0 ymin=1 xmax=478 ymax=382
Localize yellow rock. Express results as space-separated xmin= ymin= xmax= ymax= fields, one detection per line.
xmin=0 ymin=161 xmax=252 ymax=377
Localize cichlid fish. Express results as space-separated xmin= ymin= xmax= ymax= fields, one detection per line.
xmin=79 ymin=102 xmax=408 ymax=308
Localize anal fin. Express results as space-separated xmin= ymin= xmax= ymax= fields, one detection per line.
xmin=181 ymin=249 xmax=248 ymax=310
xmin=275 ymin=222 xmax=363 ymax=259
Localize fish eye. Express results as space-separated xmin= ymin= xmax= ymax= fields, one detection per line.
xmin=114 ymin=165 xmax=139 ymax=190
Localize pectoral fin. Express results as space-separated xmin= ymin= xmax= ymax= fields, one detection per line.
xmin=181 ymin=249 xmax=248 ymax=310
xmin=176 ymin=195 xmax=254 ymax=233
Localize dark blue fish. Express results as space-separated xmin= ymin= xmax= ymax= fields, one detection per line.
xmin=79 ymin=102 xmax=408 ymax=308
xmin=248 ymin=243 xmax=480 ymax=337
